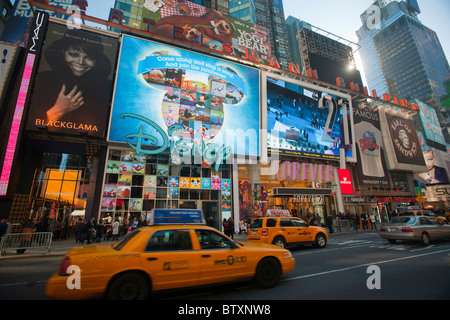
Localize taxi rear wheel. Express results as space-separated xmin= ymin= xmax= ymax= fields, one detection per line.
xmin=272 ymin=236 xmax=286 ymax=248
xmin=254 ymin=257 xmax=281 ymax=288
xmin=106 ymin=272 xmax=150 ymax=300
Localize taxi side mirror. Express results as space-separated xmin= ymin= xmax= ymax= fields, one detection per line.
xmin=231 ymin=241 xmax=240 ymax=249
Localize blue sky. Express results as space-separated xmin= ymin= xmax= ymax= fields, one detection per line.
xmin=86 ymin=0 xmax=449 ymax=69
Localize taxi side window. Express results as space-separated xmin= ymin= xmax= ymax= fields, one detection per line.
xmin=280 ymin=218 xmax=294 ymax=227
xmin=195 ymin=229 xmax=233 ymax=249
xmin=266 ymin=219 xmax=277 ymax=227
xmin=145 ymin=229 xmax=192 ymax=252
xmin=292 ymin=219 xmax=308 ymax=227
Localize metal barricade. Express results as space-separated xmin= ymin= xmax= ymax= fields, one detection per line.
xmin=0 ymin=232 xmax=53 ymax=257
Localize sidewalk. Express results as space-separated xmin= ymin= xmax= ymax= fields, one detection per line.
xmin=0 ymin=227 xmax=378 ymax=260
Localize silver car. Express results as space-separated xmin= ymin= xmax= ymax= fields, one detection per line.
xmin=380 ymin=216 xmax=450 ymax=245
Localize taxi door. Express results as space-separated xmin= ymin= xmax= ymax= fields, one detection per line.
xmin=194 ymin=229 xmax=249 ymax=285
xmin=141 ymin=229 xmax=200 ymax=291
xmin=279 ymin=218 xmax=299 ymax=243
xmin=291 ymin=218 xmax=313 ymax=242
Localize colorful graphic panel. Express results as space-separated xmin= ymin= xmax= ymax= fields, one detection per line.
xmin=109 ymin=35 xmax=260 ymax=169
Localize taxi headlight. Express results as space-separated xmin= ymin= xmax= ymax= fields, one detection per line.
xmin=282 ymin=251 xmax=293 ymax=259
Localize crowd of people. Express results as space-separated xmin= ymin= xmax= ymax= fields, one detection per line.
xmin=73 ymin=216 xmax=147 ymax=244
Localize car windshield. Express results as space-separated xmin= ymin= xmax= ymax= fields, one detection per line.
xmin=398 ymin=212 xmax=415 ymax=216
xmin=249 ymin=219 xmax=263 ymax=229
xmin=112 ymin=229 xmax=140 ymax=251
xmin=389 ymin=217 xmax=415 ymax=224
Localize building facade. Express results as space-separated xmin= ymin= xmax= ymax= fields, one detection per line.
xmin=0 ymin=1 xmax=441 ymax=240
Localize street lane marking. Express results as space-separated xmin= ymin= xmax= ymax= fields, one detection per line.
xmin=284 ymin=248 xmax=450 ymax=282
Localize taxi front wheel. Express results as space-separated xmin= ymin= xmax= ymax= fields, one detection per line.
xmin=314 ymin=233 xmax=327 ymax=248
xmin=106 ymin=272 xmax=150 ymax=300
xmin=254 ymin=257 xmax=281 ymax=288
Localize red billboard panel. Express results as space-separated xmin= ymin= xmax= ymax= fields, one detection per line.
xmin=338 ymin=169 xmax=354 ymax=195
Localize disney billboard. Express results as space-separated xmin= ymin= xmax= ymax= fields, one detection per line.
xmin=108 ymin=35 xmax=261 ymax=170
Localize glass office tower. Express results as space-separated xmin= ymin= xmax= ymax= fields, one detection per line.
xmin=356 ymin=0 xmax=450 ymax=111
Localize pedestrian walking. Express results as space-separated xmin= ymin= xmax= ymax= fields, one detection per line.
xmin=130 ymin=217 xmax=139 ymax=231
xmin=17 ymin=219 xmax=35 ymax=254
xmin=0 ymin=219 xmax=7 ymax=239
xmin=222 ymin=218 xmax=230 ymax=237
xmin=75 ymin=218 xmax=85 ymax=243
xmin=361 ymin=213 xmax=369 ymax=230
xmin=353 ymin=214 xmax=360 ymax=231
xmin=228 ymin=217 xmax=234 ymax=239
xmin=112 ymin=219 xmax=119 ymax=241
xmin=327 ymin=214 xmax=334 ymax=234
xmin=239 ymin=219 xmax=246 ymax=235
xmin=82 ymin=217 xmax=96 ymax=244
xmin=370 ymin=213 xmax=377 ymax=229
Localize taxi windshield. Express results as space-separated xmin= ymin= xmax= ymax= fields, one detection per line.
xmin=113 ymin=229 xmax=140 ymax=251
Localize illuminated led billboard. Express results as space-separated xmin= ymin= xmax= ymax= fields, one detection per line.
xmin=108 ymin=35 xmax=260 ymax=170
xmin=262 ymin=73 xmax=355 ymax=162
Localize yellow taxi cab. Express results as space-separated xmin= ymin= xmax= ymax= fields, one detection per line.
xmin=247 ymin=211 xmax=328 ymax=249
xmin=398 ymin=210 xmax=448 ymax=224
xmin=46 ymin=209 xmax=295 ymax=300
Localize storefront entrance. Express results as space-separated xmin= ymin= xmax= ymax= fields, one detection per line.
xmin=177 ymin=200 xmax=221 ymax=229
xmin=27 ymin=153 xmax=93 ymax=238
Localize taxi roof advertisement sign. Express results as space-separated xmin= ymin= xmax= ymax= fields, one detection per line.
xmin=149 ymin=209 xmax=205 ymax=225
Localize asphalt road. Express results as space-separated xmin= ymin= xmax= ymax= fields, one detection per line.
xmin=1 ymin=231 xmax=449 ymax=302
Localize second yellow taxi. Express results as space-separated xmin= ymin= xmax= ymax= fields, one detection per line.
xmin=247 ymin=214 xmax=328 ymax=248
xmin=46 ymin=209 xmax=295 ymax=300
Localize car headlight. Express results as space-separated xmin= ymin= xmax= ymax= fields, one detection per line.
xmin=282 ymin=251 xmax=293 ymax=259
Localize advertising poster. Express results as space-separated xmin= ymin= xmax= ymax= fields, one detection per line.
xmin=414 ymin=131 xmax=449 ymax=186
xmin=266 ymin=79 xmax=353 ymax=161
xmin=1 ymin=0 xmax=76 ymax=47
xmin=379 ymin=108 xmax=427 ymax=172
xmin=141 ymin=0 xmax=272 ymax=65
xmin=415 ymin=99 xmax=446 ymax=150
xmin=25 ymin=22 xmax=119 ymax=137
xmin=0 ymin=42 xmax=18 ymax=101
xmin=337 ymin=169 xmax=354 ymax=195
xmin=108 ymin=35 xmax=260 ymax=170
xmin=353 ymin=100 xmax=389 ymax=187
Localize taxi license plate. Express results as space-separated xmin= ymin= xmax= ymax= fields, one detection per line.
xmin=253 ymin=231 xmax=257 ymax=235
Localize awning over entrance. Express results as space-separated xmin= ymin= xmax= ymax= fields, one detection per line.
xmin=272 ymin=187 xmax=332 ymax=196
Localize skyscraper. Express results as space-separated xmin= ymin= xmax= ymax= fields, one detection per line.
xmin=356 ymin=0 xmax=450 ymax=113
xmin=254 ymin=0 xmax=290 ymax=68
